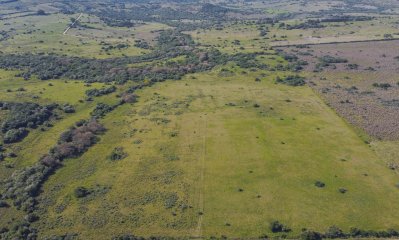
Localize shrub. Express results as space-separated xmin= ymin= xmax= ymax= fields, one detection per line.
xmin=349 ymin=227 xmax=362 ymax=237
xmin=108 ymin=147 xmax=127 ymax=161
xmin=24 ymin=213 xmax=38 ymax=223
xmin=270 ymin=220 xmax=290 ymax=233
xmin=3 ymin=128 xmax=28 ymax=144
xmin=325 ymin=226 xmax=345 ymax=238
xmin=52 ymin=120 xmax=104 ymax=160
xmin=314 ymin=181 xmax=325 ymax=188
xmin=112 ymin=234 xmax=144 ymax=240
xmin=40 ymin=155 xmax=60 ymax=167
xmin=134 ymin=40 xmax=150 ymax=49
xmin=0 ymin=102 xmax=55 ymax=133
xmin=319 ymin=55 xmax=348 ymax=64
xmin=372 ymin=83 xmax=392 ymax=90
xmin=121 ymin=93 xmax=137 ymax=103
xmin=347 ymin=63 xmax=358 ymax=69
xmin=37 ymin=9 xmax=46 ymax=15
xmin=91 ymin=103 xmax=114 ymax=118
xmin=300 ymin=230 xmax=322 ymax=240
xmin=75 ymin=119 xmax=87 ymax=127
xmin=163 ymin=192 xmax=178 ymax=209
xmin=387 ymin=229 xmax=399 ymax=237
xmin=52 ymin=143 xmax=78 ymax=159
xmin=74 ymin=187 xmax=90 ymax=198
xmin=86 ymin=120 xmax=106 ymax=133
xmin=384 ymin=33 xmax=393 ymax=39
xmin=276 ymin=75 xmax=306 ymax=86
xmin=0 ymin=201 xmax=9 ymax=208
xmin=62 ymin=104 xmax=75 ymax=113
xmin=85 ymin=86 xmax=116 ymax=98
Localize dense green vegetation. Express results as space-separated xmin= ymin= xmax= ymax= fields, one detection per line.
xmin=0 ymin=102 xmax=56 ymax=143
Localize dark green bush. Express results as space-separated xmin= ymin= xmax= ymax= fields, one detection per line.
xmin=276 ymin=75 xmax=306 ymax=86
xmin=372 ymin=83 xmax=392 ymax=90
xmin=0 ymin=102 xmax=55 ymax=133
xmin=319 ymin=55 xmax=348 ymax=64
xmin=325 ymin=226 xmax=345 ymax=238
xmin=24 ymin=213 xmax=38 ymax=223
xmin=62 ymin=104 xmax=75 ymax=113
xmin=4 ymin=128 xmax=28 ymax=144
xmin=108 ymin=147 xmax=127 ymax=161
xmin=85 ymin=86 xmax=116 ymax=98
xmin=74 ymin=187 xmax=90 ymax=198
xmin=314 ymin=181 xmax=325 ymax=188
xmin=0 ymin=200 xmax=9 ymax=208
xmin=112 ymin=234 xmax=144 ymax=240
xmin=300 ymin=230 xmax=322 ymax=240
xmin=163 ymin=192 xmax=178 ymax=209
xmin=338 ymin=188 xmax=347 ymax=194
xmin=91 ymin=103 xmax=114 ymax=118
xmin=270 ymin=220 xmax=290 ymax=233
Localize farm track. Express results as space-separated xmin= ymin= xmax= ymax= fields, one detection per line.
xmin=0 ymin=12 xmax=36 ymax=20
xmin=63 ymin=13 xmax=83 ymax=35
xmin=271 ymin=37 xmax=399 ymax=47
xmin=194 ymin=113 xmax=207 ymax=238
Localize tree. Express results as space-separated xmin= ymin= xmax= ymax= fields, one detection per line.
xmin=37 ymin=10 xmax=46 ymax=15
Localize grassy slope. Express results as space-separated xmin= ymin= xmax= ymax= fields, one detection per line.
xmin=0 ymin=13 xmax=154 ymax=58
xmin=187 ymin=23 xmax=267 ymax=54
xmin=270 ymin=18 xmax=399 ymax=46
xmin=31 ymin=66 xmax=399 ymax=239
xmin=187 ymin=18 xmax=399 ymax=51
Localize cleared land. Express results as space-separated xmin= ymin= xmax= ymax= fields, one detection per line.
xmin=270 ymin=18 xmax=399 ymax=46
xmin=0 ymin=13 xmax=158 ymax=58
xmin=19 ymin=67 xmax=399 ymax=239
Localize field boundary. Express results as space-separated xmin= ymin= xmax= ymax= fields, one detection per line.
xmin=272 ymin=38 xmax=399 ymax=47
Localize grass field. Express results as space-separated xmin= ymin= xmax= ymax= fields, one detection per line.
xmin=0 ymin=13 xmax=161 ymax=58
xmin=27 ymin=65 xmax=399 ymax=239
xmin=187 ymin=17 xmax=399 ymax=52
xmin=269 ymin=18 xmax=399 ymax=46
xmin=187 ymin=23 xmax=267 ymax=53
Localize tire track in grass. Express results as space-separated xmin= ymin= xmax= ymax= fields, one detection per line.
xmin=63 ymin=13 xmax=83 ymax=35
xmin=194 ymin=113 xmax=207 ymax=238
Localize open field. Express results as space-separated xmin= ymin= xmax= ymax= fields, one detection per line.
xmin=270 ymin=17 xmax=399 ymax=46
xmin=22 ymin=67 xmax=399 ymax=239
xmin=188 ymin=17 xmax=399 ymax=53
xmin=187 ymin=23 xmax=267 ymax=53
xmin=0 ymin=13 xmax=160 ymax=58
